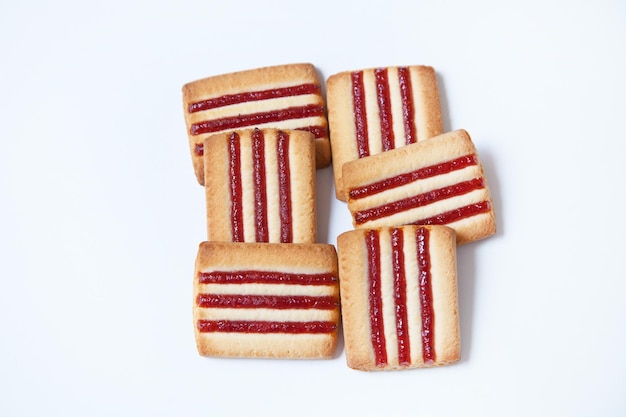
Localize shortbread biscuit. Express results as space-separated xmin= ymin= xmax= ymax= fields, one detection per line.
xmin=326 ymin=65 xmax=443 ymax=200
xmin=337 ymin=225 xmax=460 ymax=371
xmin=193 ymin=241 xmax=340 ymax=359
xmin=204 ymin=128 xmax=316 ymax=243
xmin=183 ymin=63 xmax=330 ymax=185
xmin=342 ymin=129 xmax=496 ymax=245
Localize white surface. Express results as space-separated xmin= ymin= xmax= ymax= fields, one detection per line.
xmin=1 ymin=1 xmax=625 ymax=416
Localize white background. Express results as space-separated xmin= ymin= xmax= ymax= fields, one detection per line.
xmin=1 ymin=0 xmax=625 ymax=416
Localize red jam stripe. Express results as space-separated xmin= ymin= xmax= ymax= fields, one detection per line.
xmin=295 ymin=125 xmax=328 ymax=139
xmin=391 ymin=228 xmax=411 ymax=366
xmin=354 ymin=178 xmax=485 ymax=225
xmin=366 ymin=230 xmax=387 ymax=367
xmin=414 ymin=200 xmax=492 ymax=226
xmin=188 ymin=84 xmax=320 ymax=113
xmin=228 ymin=132 xmax=244 ymax=241
xmin=351 ymin=71 xmax=370 ymax=158
xmin=196 ymin=294 xmax=338 ymax=310
xmin=375 ymin=68 xmax=395 ymax=151
xmin=190 ymin=104 xmax=325 ymax=136
xmin=252 ymin=129 xmax=269 ymax=242
xmin=416 ymin=227 xmax=435 ymax=363
xmin=194 ymin=142 xmax=204 ymax=156
xmin=198 ymin=270 xmax=338 ymax=286
xmin=277 ymin=131 xmax=292 ymax=243
xmin=397 ymin=67 xmax=417 ymax=145
xmin=348 ymin=154 xmax=478 ymax=200
xmin=197 ymin=320 xmax=337 ymax=334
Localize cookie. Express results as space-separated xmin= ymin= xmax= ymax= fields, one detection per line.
xmin=203 ymin=128 xmax=316 ymax=243
xmin=193 ymin=241 xmax=340 ymax=359
xmin=326 ymin=65 xmax=443 ymax=200
xmin=183 ymin=63 xmax=330 ymax=185
xmin=337 ymin=225 xmax=460 ymax=371
xmin=342 ymin=129 xmax=496 ymax=245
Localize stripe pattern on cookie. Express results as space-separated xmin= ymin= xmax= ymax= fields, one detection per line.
xmin=183 ymin=63 xmax=330 ymax=185
xmin=193 ymin=242 xmax=340 ymax=359
xmin=337 ymin=225 xmax=460 ymax=371
xmin=326 ymin=66 xmax=443 ymax=200
xmin=204 ymin=128 xmax=316 ymax=243
xmin=342 ymin=129 xmax=496 ymax=245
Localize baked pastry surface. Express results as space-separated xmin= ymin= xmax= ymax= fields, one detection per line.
xmin=193 ymin=241 xmax=340 ymax=359
xmin=183 ymin=63 xmax=330 ymax=185
xmin=326 ymin=65 xmax=443 ymax=200
xmin=204 ymin=128 xmax=316 ymax=243
xmin=342 ymin=129 xmax=496 ymax=245
xmin=337 ymin=225 xmax=460 ymax=371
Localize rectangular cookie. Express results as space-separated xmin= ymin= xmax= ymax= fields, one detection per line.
xmin=337 ymin=225 xmax=460 ymax=371
xmin=183 ymin=63 xmax=330 ymax=185
xmin=204 ymin=128 xmax=316 ymax=243
xmin=342 ymin=129 xmax=496 ymax=245
xmin=326 ymin=65 xmax=443 ymax=200
xmin=193 ymin=241 xmax=340 ymax=359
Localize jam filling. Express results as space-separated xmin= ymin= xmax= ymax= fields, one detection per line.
xmin=416 ymin=227 xmax=435 ymax=363
xmin=228 ymin=132 xmax=244 ymax=241
xmin=194 ymin=142 xmax=204 ymax=156
xmin=351 ymin=71 xmax=370 ymax=158
xmin=277 ymin=131 xmax=292 ymax=243
xmin=354 ymin=177 xmax=485 ymax=224
xmin=188 ymin=83 xmax=320 ymax=113
xmin=196 ymin=269 xmax=339 ymax=335
xmin=397 ymin=67 xmax=416 ymax=145
xmin=197 ymin=320 xmax=336 ymax=334
xmin=414 ymin=201 xmax=491 ymax=226
xmin=190 ymin=104 xmax=325 ymax=136
xmin=198 ymin=270 xmax=338 ymax=286
xmin=350 ymin=67 xmax=418 ymax=160
xmin=363 ymin=227 xmax=439 ymax=366
xmin=252 ymin=129 xmax=269 ymax=242
xmin=226 ymin=129 xmax=295 ymax=243
xmin=391 ymin=228 xmax=411 ymax=365
xmin=349 ymin=154 xmax=478 ymax=200
xmin=375 ymin=68 xmax=395 ymax=151
xmin=196 ymin=294 xmax=338 ymax=310
xmin=366 ymin=229 xmax=387 ymax=367
xmin=295 ymin=125 xmax=328 ymax=139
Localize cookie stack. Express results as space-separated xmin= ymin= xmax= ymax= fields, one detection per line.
xmin=182 ymin=64 xmax=340 ymax=359
xmin=181 ymin=63 xmax=496 ymax=370
xmin=327 ymin=66 xmax=496 ymax=370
